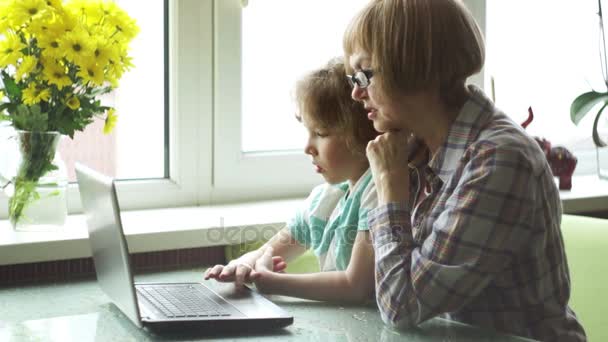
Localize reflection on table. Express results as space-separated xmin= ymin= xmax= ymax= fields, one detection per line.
xmin=0 ymin=268 xmax=536 ymax=341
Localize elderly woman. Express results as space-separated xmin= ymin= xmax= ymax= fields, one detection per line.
xmin=342 ymin=0 xmax=586 ymax=341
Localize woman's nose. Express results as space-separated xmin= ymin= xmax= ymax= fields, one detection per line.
xmin=351 ymin=84 xmax=367 ymax=102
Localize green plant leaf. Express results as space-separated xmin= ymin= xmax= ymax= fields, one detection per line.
xmin=592 ymin=103 xmax=608 ymax=147
xmin=570 ymin=91 xmax=608 ymax=125
xmin=0 ymin=71 xmax=21 ymax=100
xmin=0 ymin=102 xmax=14 ymax=113
xmin=88 ymin=86 xmax=112 ymax=97
xmin=12 ymin=104 xmax=48 ymax=131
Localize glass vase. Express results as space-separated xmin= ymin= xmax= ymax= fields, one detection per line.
xmin=5 ymin=130 xmax=68 ymax=231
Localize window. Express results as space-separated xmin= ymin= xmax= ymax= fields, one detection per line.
xmin=240 ymin=0 xmax=371 ymax=153
xmin=486 ymin=0 xmax=600 ymax=176
xmin=57 ymin=0 xmax=167 ymax=183
xmin=0 ymin=0 xmax=489 ymax=220
xmin=213 ymin=0 xmax=375 ymax=200
xmin=212 ymin=0 xmax=485 ymax=201
xmin=1 ymin=0 xmax=199 ymax=219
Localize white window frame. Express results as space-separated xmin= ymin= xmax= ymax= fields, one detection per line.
xmin=212 ymin=0 xmax=486 ymax=203
xmin=0 ymin=0 xmax=210 ymax=219
xmin=212 ymin=0 xmax=321 ymax=202
xmin=463 ymin=0 xmax=486 ymax=89
xmin=98 ymin=0 xmax=215 ymax=209
xmin=0 ymin=0 xmax=487 ymax=219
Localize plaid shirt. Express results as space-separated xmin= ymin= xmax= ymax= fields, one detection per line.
xmin=368 ymin=86 xmax=586 ymax=341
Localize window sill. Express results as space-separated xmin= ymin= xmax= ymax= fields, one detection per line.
xmin=1 ymin=175 xmax=607 ymax=266
xmin=0 ymin=198 xmax=301 ymax=266
xmin=559 ymin=175 xmax=608 ymax=214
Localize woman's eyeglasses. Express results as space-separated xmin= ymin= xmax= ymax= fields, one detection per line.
xmin=346 ymin=69 xmax=374 ymax=89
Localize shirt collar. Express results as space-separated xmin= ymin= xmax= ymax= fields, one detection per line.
xmin=428 ymin=85 xmax=496 ymax=183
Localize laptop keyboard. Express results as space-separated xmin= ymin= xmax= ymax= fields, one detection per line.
xmin=137 ymin=284 xmax=232 ymax=318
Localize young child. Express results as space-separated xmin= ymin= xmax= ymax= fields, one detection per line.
xmin=204 ymin=57 xmax=379 ymax=303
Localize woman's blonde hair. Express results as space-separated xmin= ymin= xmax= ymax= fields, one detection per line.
xmin=343 ymin=0 xmax=485 ymax=105
xmin=295 ymin=57 xmax=378 ymax=155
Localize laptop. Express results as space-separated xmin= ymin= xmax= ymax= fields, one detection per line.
xmin=75 ymin=163 xmax=293 ymax=332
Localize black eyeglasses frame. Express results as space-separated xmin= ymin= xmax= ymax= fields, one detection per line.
xmin=346 ymin=69 xmax=374 ymax=89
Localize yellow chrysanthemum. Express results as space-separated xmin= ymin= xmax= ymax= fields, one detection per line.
xmin=103 ymin=108 xmax=117 ymax=134
xmin=37 ymin=17 xmax=71 ymax=60
xmin=22 ymin=83 xmax=51 ymax=105
xmin=66 ymin=0 xmax=105 ymax=29
xmin=103 ymin=4 xmax=139 ymax=43
xmin=0 ymin=2 xmax=11 ymax=33
xmin=77 ymin=61 xmax=104 ymax=86
xmin=46 ymin=0 xmax=63 ymax=11
xmin=105 ymin=73 xmax=118 ymax=88
xmin=65 ymin=0 xmax=90 ymax=16
xmin=66 ymin=96 xmax=80 ymax=110
xmin=105 ymin=51 xmax=134 ymax=83
xmin=38 ymin=36 xmax=64 ymax=60
xmin=91 ymin=37 xmax=116 ymax=68
xmin=46 ymin=8 xmax=77 ymax=34
xmin=81 ymin=1 xmax=105 ymax=26
xmin=42 ymin=59 xmax=71 ymax=89
xmin=26 ymin=20 xmax=48 ymax=38
xmin=15 ymin=55 xmax=38 ymax=81
xmin=58 ymin=28 xmax=93 ymax=65
xmin=11 ymin=0 xmax=48 ymax=28
xmin=0 ymin=32 xmax=26 ymax=68
xmin=25 ymin=8 xmax=55 ymax=38
xmin=0 ymin=89 xmax=5 ymax=99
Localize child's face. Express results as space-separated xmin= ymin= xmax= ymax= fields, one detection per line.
xmin=300 ymin=114 xmax=367 ymax=185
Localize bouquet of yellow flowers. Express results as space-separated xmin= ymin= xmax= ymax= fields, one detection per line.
xmin=0 ymin=0 xmax=138 ymax=227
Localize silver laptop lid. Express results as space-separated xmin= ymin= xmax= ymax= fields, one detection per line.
xmin=75 ymin=163 xmax=142 ymax=328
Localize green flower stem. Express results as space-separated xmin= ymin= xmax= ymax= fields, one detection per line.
xmin=8 ymin=132 xmax=59 ymax=227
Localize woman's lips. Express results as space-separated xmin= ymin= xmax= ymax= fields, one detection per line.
xmin=314 ymin=164 xmax=323 ymax=173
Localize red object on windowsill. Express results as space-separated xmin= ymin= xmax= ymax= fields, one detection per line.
xmin=522 ymin=107 xmax=577 ymax=190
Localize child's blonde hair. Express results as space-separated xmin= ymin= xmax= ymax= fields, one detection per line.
xmin=343 ymin=0 xmax=484 ymax=106
xmin=295 ymin=57 xmax=378 ymax=154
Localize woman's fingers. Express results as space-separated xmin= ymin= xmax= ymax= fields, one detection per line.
xmin=367 ymin=131 xmax=412 ymax=203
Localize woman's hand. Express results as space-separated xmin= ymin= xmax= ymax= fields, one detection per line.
xmin=366 ymin=131 xmax=415 ymax=204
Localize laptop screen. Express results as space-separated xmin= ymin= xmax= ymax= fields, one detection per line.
xmin=75 ymin=163 xmax=142 ymax=327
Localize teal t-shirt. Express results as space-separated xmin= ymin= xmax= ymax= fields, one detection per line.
xmin=287 ymin=169 xmax=377 ymax=271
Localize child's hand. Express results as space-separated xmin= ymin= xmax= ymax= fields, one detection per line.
xmin=271 ymin=255 xmax=288 ymax=273
xmin=203 ymin=253 xmax=287 ymax=287
xmin=250 ymin=247 xmax=276 ymax=293
xmin=203 ymin=262 xmax=254 ymax=288
xmin=250 ymin=247 xmax=274 ymax=279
